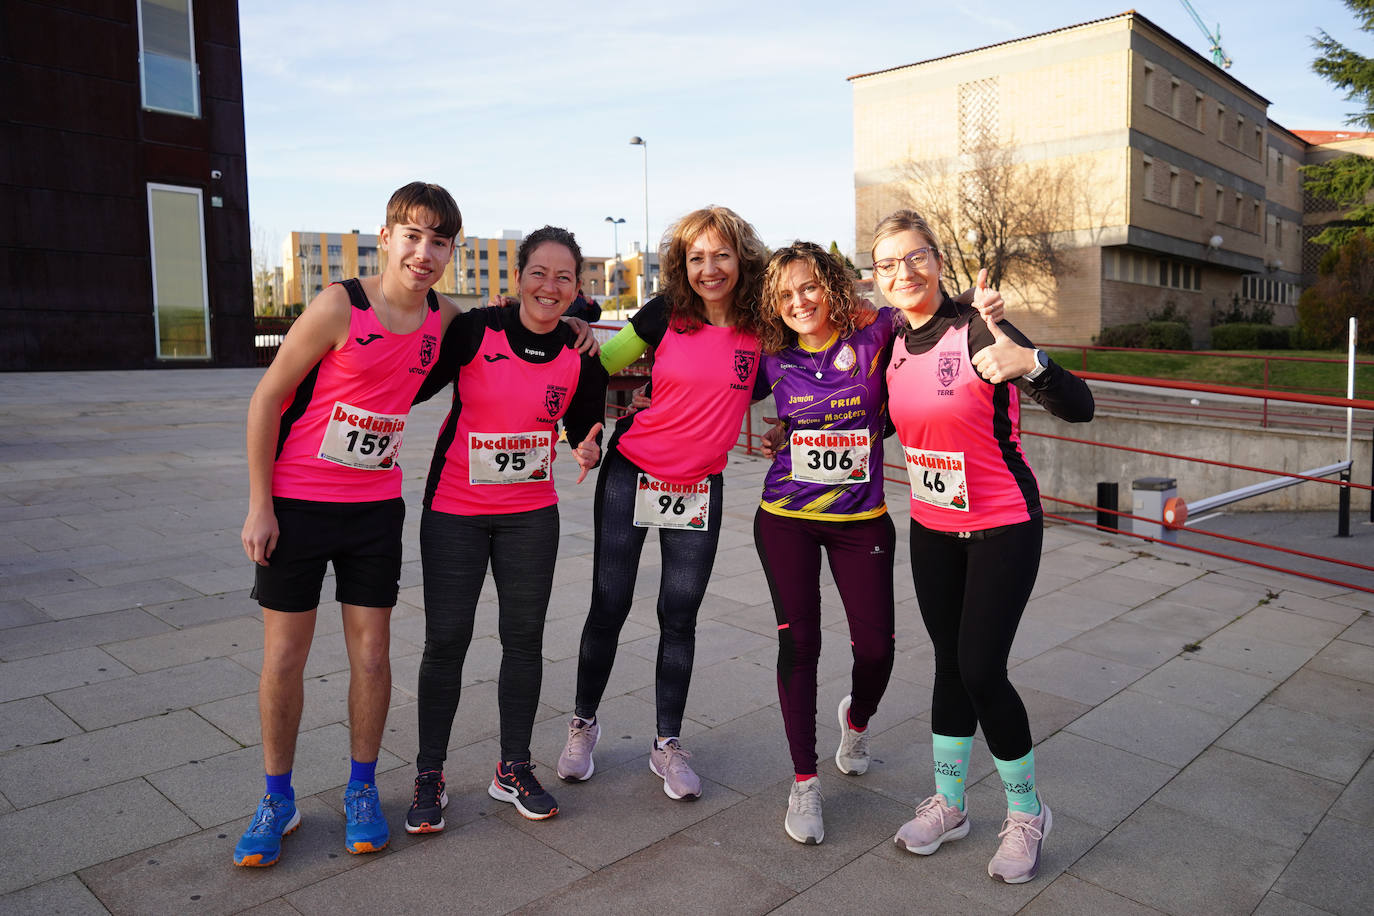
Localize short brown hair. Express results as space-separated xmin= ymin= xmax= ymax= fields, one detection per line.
xmin=659 ymin=206 xmax=767 ymax=335
xmin=385 ymin=182 xmax=462 ymax=239
xmin=518 ymin=226 xmax=583 ymax=278
xmin=758 ymin=242 xmax=864 ymax=355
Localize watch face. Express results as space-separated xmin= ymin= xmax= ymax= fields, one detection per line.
xmin=1037 ymin=349 xmax=1049 ymax=369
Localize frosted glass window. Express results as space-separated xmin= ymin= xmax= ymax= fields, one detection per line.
xmin=148 ymin=184 xmax=211 ymax=359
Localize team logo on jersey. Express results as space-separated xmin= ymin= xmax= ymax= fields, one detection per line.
xmin=834 ymin=344 xmax=856 ymax=372
xmin=937 ymin=351 xmax=961 ymax=388
xmin=419 ymin=334 xmax=437 ymax=368
xmin=544 ymin=385 xmax=568 ymax=418
xmin=733 ymin=349 xmax=757 ymax=383
xmin=355 ymin=333 xmax=384 ymax=346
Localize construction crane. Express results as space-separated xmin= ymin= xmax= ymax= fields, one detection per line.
xmin=1178 ymin=0 xmax=1233 ymax=68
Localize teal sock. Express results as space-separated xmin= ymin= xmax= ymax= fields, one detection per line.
xmin=931 ymin=733 xmax=973 ymax=810
xmin=994 ymin=749 xmax=1041 ymax=816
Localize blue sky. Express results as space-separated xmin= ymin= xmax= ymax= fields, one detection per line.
xmin=241 ymin=0 xmax=1366 ymax=267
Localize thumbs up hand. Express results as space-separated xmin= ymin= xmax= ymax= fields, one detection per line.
xmin=970 ymin=271 xmax=1037 ymax=384
xmin=574 ymin=423 xmax=603 ymax=484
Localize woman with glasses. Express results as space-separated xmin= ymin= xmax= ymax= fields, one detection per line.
xmin=873 ymin=210 xmax=1093 ymax=884
xmin=556 ymin=206 xmax=767 ymax=801
xmin=752 ymin=242 xmax=1003 ymax=845
xmin=404 ymin=226 xmax=607 ymax=828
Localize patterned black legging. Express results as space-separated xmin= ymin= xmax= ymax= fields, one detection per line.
xmin=573 ymin=445 xmax=724 ymax=738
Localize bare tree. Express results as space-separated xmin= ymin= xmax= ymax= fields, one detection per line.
xmin=250 ymin=223 xmax=278 ymax=316
xmin=897 ymin=141 xmax=1079 ymax=305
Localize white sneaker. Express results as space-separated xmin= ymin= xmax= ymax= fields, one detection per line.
xmin=784 ymin=777 xmax=825 ymax=845
xmin=834 ymin=695 xmax=870 ymax=775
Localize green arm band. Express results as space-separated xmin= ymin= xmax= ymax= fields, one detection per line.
xmin=599 ymin=324 xmax=650 ymax=375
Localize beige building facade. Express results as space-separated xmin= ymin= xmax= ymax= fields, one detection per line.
xmin=850 ymin=11 xmax=1347 ymax=346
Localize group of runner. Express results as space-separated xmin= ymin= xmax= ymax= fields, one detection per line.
xmin=233 ymin=182 xmax=1093 ymax=887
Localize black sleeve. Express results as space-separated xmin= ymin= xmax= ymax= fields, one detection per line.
xmin=966 ymin=316 xmax=1095 ymax=423
xmin=751 ymin=366 xmax=771 ymax=402
xmin=413 ymin=308 xmax=492 ymax=404
xmin=627 ymin=296 xmax=671 ymax=347
xmin=562 ymin=352 xmax=610 ymax=460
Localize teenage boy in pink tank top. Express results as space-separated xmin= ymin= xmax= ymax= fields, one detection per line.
xmin=233 ymin=183 xmax=463 ymax=867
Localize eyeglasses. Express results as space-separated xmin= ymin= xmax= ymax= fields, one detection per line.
xmin=873 ymin=248 xmax=936 ymax=277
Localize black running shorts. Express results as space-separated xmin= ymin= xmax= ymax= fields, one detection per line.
xmin=251 ymin=497 xmax=405 ymax=612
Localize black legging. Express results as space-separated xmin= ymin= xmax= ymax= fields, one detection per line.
xmin=909 ymin=517 xmax=1042 ymax=761
xmin=415 ymin=504 xmax=558 ymax=768
xmin=574 ymin=445 xmax=724 ymax=737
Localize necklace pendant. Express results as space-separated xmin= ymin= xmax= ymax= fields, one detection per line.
xmin=814 ymin=370 xmax=823 ymax=379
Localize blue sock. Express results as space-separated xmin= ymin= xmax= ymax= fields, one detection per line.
xmin=265 ymin=770 xmax=293 ymax=800
xmin=350 ymin=758 xmax=377 ymax=786
xmin=993 ymin=750 xmax=1041 ymax=816
xmin=931 ymin=733 xmax=973 ymax=810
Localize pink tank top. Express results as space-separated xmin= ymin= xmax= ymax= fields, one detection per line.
xmin=615 ymin=322 xmax=760 ymax=484
xmin=427 ymin=325 xmax=585 ymax=515
xmin=886 ymin=320 xmax=1038 ymax=531
xmin=272 ymin=280 xmax=442 ymax=503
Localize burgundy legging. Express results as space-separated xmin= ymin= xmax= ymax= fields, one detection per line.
xmin=754 ymin=508 xmax=896 ymax=776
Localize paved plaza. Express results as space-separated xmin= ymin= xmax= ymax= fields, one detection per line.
xmin=1 ymin=369 xmax=1371 ymax=915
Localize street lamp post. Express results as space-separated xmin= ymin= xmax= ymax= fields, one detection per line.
xmin=605 ymin=216 xmax=626 ymax=315
xmin=604 ymin=215 xmax=625 ymax=259
xmin=629 ymin=136 xmax=649 ymax=304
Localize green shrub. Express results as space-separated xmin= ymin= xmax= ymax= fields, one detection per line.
xmin=1210 ymin=324 xmax=1294 ymax=350
xmin=1097 ymin=321 xmax=1191 ymax=350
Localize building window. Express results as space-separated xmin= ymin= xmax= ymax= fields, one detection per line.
xmin=1253 ymin=201 xmax=1261 ymax=233
xmin=147 ymin=184 xmax=211 ymax=359
xmin=1276 ymin=219 xmax=1284 ymax=247
xmin=1143 ymin=64 xmax=1155 ymax=108
xmin=1276 ymin=153 xmax=1285 ymax=184
xmin=1194 ymin=92 xmax=1205 ymax=130
xmin=1169 ymin=168 xmax=1180 ymax=208
xmin=1217 ymin=105 xmax=1226 ymax=141
xmin=1169 ymin=78 xmax=1180 ymax=118
xmin=137 ymin=0 xmax=200 ymax=117
xmin=1142 ymin=157 xmax=1154 ymax=202
xmin=958 ymin=77 xmax=999 ymax=152
xmin=1216 ymin=187 xmax=1225 ymax=221
xmin=1194 ymin=178 xmax=1204 ymax=215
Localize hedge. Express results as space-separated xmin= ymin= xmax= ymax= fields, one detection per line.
xmin=1097 ymin=321 xmax=1191 ymax=350
xmin=1210 ymin=324 xmax=1294 ymax=350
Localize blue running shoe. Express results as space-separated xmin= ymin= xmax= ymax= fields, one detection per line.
xmin=344 ymin=780 xmax=390 ymax=854
xmin=233 ymin=793 xmax=300 ymax=867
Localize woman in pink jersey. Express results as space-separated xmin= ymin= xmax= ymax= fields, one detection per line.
xmin=404 ymin=226 xmax=607 ymax=828
xmin=876 ymin=210 xmax=1093 ymax=884
xmin=556 ymin=206 xmax=767 ymax=800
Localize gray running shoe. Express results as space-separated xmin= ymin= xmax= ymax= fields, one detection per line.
xmin=557 ymin=716 xmax=600 ymax=781
xmin=784 ymin=777 xmax=825 ymax=845
xmin=835 ymin=695 xmax=871 ymax=775
xmin=895 ymin=793 xmax=970 ymax=855
xmin=648 ymin=739 xmax=701 ymax=800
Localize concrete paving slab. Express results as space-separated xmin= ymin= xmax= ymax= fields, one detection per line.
xmin=142 ymin=590 xmax=258 ymax=629
xmin=1162 ymin=573 xmax=1267 ymax=614
xmin=1331 ymin=756 xmax=1374 ymax=828
xmin=1118 ymin=597 xmax=1237 ymax=639
xmin=29 ymin=578 xmax=203 ymax=620
xmin=1269 ymin=590 xmax=1367 ymax=625
xmin=101 ymin=616 xmax=265 ymax=673
xmin=1216 ymin=701 xmax=1374 ymax=784
xmin=1066 ymin=689 xmax=1232 ymax=767
xmin=1267 ymin=669 xmax=1374 ymax=731
xmin=672 ymin=653 xmax=777 ymax=728
xmin=771 ymin=849 xmax=988 ymax=914
xmin=0 ymin=778 xmax=198 ymax=896
xmin=49 ymin=657 xmax=260 ymax=730
xmin=1020 ymin=873 xmax=1166 ymax=914
xmin=0 ymin=695 xmax=81 ymax=750
xmin=680 ymin=776 xmax=908 ymax=892
xmin=1128 ymin=655 xmax=1276 ymax=718
xmin=1306 ymin=638 xmax=1374 ymax=684
xmin=1272 ymin=815 xmax=1374 ymax=916
xmin=0 ymin=646 xmax=132 ymax=702
xmin=1105 ymin=555 xmax=1205 ymax=588
xmin=1195 ymin=627 xmax=1321 ymax=681
xmin=1062 ymin=619 xmax=1190 ymax=670
xmin=0 ymin=873 xmax=112 ymax=915
xmin=515 ymin=833 xmax=793 ymax=916
xmin=1030 ymin=731 xmax=1177 ymax=832
xmin=526 ymin=693 xmax=660 ymax=778
xmin=1338 ymin=613 xmax=1374 ymax=647
xmin=1251 ymin=892 xmax=1341 ymax=915
xmin=78 ymin=796 xmax=361 ymax=916
xmin=1154 ymin=746 xmax=1342 ymax=850
xmin=1009 ymin=613 xmax=1087 ymax=661
xmin=1070 ymin=799 xmax=1293 ymax=916
xmin=1224 ymin=604 xmax=1347 ymax=650
xmin=0 ymin=709 xmax=239 ymax=808
xmin=0 ymin=607 xmax=171 ymax=661
xmin=0 ymin=598 xmax=53 ymax=629
xmin=1059 ymin=570 xmax=1177 ymax=609
xmin=1009 ymin=646 xmax=1148 ymax=706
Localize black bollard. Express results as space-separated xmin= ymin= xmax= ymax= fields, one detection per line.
xmin=1096 ymin=481 xmax=1119 ymax=530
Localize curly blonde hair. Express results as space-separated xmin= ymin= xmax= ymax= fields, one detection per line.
xmin=658 ymin=206 xmax=767 ymax=335
xmin=757 ymin=242 xmax=865 ymax=355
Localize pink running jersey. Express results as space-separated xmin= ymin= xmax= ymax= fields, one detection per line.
xmin=272 ymin=280 xmax=442 ymax=502
xmin=614 ymin=320 xmax=760 ymax=484
xmin=427 ymin=324 xmax=586 ymax=515
xmin=886 ymin=319 xmax=1039 ymax=531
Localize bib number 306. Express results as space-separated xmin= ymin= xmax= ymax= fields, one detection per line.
xmin=632 ymin=473 xmax=712 ymax=530
xmin=789 ymin=431 xmax=870 ymax=485
xmin=902 ymin=446 xmax=970 ymax=512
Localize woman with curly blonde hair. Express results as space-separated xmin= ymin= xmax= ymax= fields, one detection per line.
xmin=557 ymin=205 xmax=767 ymax=800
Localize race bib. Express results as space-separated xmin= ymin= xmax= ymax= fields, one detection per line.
xmin=468 ymin=431 xmax=553 ymax=485
xmin=903 ymin=447 xmax=969 ymax=512
xmin=317 ymin=401 xmax=406 ymax=471
xmin=789 ymin=430 xmax=870 ymax=485
xmin=633 ymin=473 xmax=712 ymax=530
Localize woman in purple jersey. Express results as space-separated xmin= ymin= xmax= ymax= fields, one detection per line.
xmin=753 ymin=243 xmax=1004 ymax=846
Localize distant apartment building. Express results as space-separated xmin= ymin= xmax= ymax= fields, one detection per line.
xmin=850 ymin=10 xmax=1365 ymax=345
xmin=4 ymin=0 xmax=253 ymax=369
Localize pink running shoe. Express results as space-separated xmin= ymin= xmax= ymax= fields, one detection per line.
xmin=987 ymin=800 xmax=1051 ymax=884
xmin=557 ymin=717 xmax=600 ymax=781
xmin=894 ymin=793 xmax=970 ymax=855
xmin=648 ymin=739 xmax=701 ymax=800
